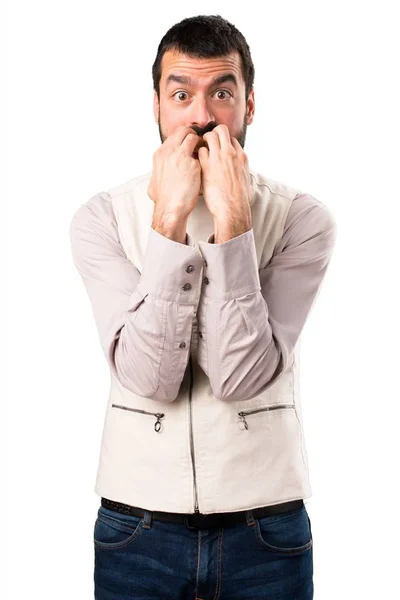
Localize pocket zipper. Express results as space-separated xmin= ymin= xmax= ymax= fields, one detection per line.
xmin=111 ymin=403 xmax=165 ymax=433
xmin=238 ymin=403 xmax=295 ymax=430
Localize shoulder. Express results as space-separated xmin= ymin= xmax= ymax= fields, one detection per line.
xmin=288 ymin=192 xmax=337 ymax=231
xmin=249 ymin=168 xmax=337 ymax=254
xmin=276 ymin=191 xmax=338 ymax=254
xmin=68 ymin=190 xmax=124 ymax=260
xmin=69 ymin=191 xmax=114 ymax=233
xmin=69 ymin=170 xmax=152 ymax=236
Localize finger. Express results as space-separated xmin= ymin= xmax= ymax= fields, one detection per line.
xmin=171 ymin=125 xmax=200 ymax=148
xmin=203 ymin=130 xmax=220 ymax=154
xmin=197 ymin=146 xmax=209 ymax=164
xmin=215 ymin=125 xmax=233 ymax=153
xmin=181 ymin=132 xmax=202 ymax=155
xmin=230 ymin=137 xmax=242 ymax=151
xmin=147 ymin=181 xmax=155 ymax=202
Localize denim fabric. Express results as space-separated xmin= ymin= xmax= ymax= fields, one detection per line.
xmin=94 ymin=502 xmax=313 ymax=599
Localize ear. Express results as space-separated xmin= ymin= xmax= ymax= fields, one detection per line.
xmin=153 ymin=90 xmax=160 ymax=125
xmin=246 ymin=88 xmax=255 ymax=125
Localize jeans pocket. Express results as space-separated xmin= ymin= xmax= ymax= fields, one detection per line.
xmin=93 ymin=507 xmax=144 ymax=550
xmin=253 ymin=505 xmax=313 ymax=556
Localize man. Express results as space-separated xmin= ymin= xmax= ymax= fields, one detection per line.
xmin=69 ymin=14 xmax=337 ymax=600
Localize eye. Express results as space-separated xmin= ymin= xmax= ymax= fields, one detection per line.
xmin=173 ymin=91 xmax=189 ymax=101
xmin=213 ymin=90 xmax=233 ymax=100
xmin=172 ymin=89 xmax=233 ymax=102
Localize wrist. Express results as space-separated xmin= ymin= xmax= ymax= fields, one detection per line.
xmin=152 ymin=211 xmax=188 ymax=244
xmin=214 ymin=212 xmax=252 ymax=243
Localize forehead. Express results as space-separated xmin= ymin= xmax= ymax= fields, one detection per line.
xmin=160 ymin=49 xmax=243 ymax=87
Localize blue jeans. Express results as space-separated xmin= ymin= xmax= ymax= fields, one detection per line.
xmin=94 ymin=501 xmax=313 ymax=599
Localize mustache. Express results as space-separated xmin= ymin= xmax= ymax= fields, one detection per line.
xmin=190 ymin=122 xmax=218 ymax=137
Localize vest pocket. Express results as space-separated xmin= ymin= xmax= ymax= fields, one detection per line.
xmin=111 ymin=403 xmax=165 ymax=432
xmin=238 ymin=403 xmax=295 ymax=430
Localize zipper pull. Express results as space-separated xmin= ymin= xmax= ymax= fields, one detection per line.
xmin=154 ymin=413 xmax=164 ymax=433
xmin=238 ymin=412 xmax=249 ymax=430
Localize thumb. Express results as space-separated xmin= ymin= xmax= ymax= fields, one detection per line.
xmin=147 ymin=180 xmax=155 ymax=202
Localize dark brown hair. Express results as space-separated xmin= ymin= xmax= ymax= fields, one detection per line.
xmin=152 ymin=15 xmax=255 ymax=101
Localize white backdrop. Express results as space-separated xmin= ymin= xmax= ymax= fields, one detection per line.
xmin=6 ymin=1 xmax=400 ymax=598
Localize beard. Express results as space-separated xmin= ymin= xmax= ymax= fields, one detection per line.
xmin=157 ymin=108 xmax=249 ymax=150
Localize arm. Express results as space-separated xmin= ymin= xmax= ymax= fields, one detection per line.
xmin=69 ymin=192 xmax=204 ymax=402
xmin=195 ymin=193 xmax=338 ymax=402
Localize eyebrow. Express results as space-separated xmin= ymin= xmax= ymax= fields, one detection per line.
xmin=165 ymin=72 xmax=239 ymax=89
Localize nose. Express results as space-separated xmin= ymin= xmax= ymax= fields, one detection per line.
xmin=188 ymin=95 xmax=215 ymax=131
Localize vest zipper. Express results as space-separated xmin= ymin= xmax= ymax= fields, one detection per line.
xmin=188 ymin=355 xmax=200 ymax=513
xmin=238 ymin=403 xmax=295 ymax=430
xmin=111 ymin=403 xmax=165 ymax=432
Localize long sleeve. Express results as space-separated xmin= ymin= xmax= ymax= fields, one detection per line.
xmin=69 ymin=193 xmax=204 ymax=403
xmin=195 ymin=193 xmax=338 ymax=402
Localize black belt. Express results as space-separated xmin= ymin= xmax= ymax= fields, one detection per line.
xmin=101 ymin=496 xmax=304 ymax=529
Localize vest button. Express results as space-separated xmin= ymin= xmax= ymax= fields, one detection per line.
xmin=203 ymin=276 xmax=209 ymax=285
xmin=179 ymin=341 xmax=186 ymax=349
xmin=199 ymin=332 xmax=203 ymax=339
xmin=186 ymin=265 xmax=195 ymax=273
xmin=182 ymin=283 xmax=192 ymax=291
xmin=204 ymin=260 xmax=207 ymax=267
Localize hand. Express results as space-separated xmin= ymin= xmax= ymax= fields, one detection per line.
xmin=148 ymin=125 xmax=202 ymax=222
xmin=197 ymin=124 xmax=253 ymax=222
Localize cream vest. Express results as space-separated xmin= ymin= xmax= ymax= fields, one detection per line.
xmin=94 ymin=167 xmax=312 ymax=514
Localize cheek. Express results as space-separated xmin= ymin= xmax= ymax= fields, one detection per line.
xmin=162 ymin=115 xmax=188 ymax=136
xmin=215 ymin=111 xmax=243 ymax=134
xmin=159 ymin=105 xmax=180 ymax=128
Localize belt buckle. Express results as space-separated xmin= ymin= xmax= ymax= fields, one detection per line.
xmin=185 ymin=512 xmax=221 ymax=529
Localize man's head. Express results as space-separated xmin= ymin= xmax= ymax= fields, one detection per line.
xmin=152 ymin=15 xmax=255 ymax=158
